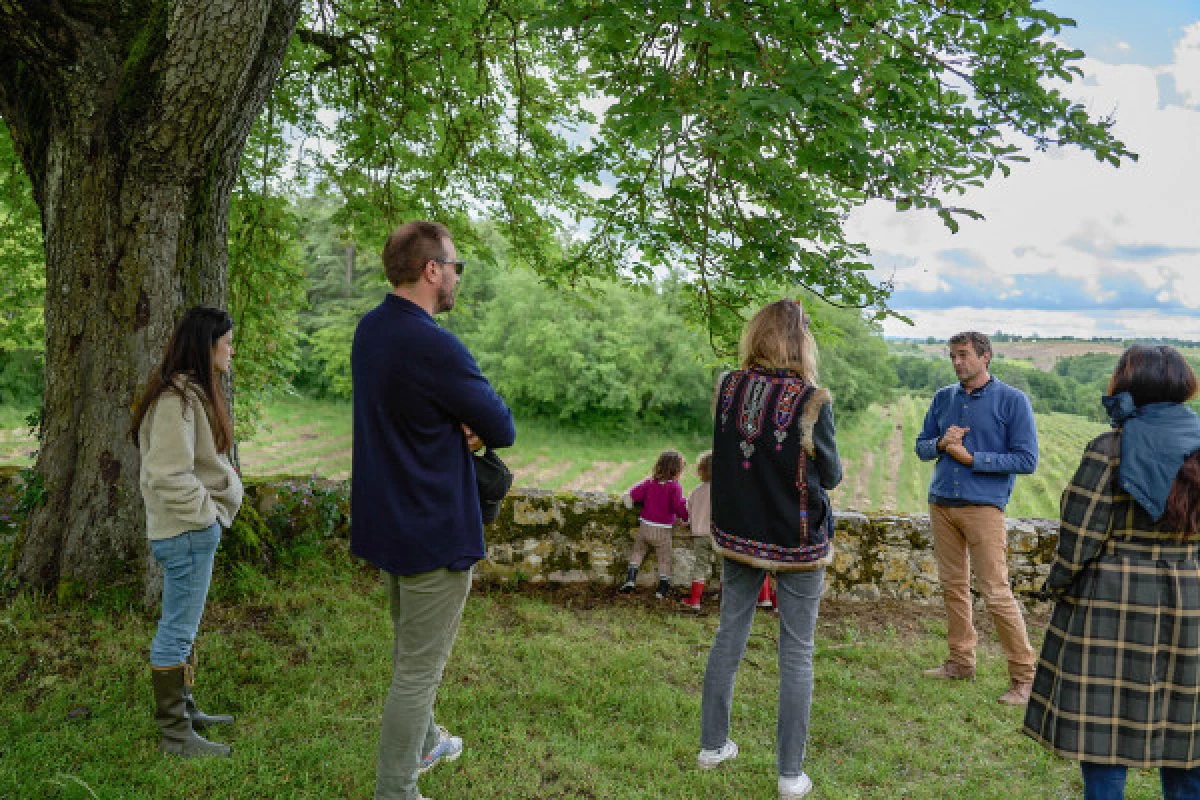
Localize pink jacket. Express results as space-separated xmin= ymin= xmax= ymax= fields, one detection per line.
xmin=629 ymin=479 xmax=689 ymax=526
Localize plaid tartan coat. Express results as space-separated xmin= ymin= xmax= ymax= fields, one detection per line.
xmin=1022 ymin=431 xmax=1200 ymax=768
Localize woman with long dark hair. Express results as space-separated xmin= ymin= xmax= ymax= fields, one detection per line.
xmin=1024 ymin=344 xmax=1200 ymax=798
xmin=130 ymin=307 xmax=242 ymax=757
xmin=696 ymin=300 xmax=842 ymax=800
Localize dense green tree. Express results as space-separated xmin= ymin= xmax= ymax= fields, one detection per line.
xmin=805 ymin=297 xmax=896 ymax=416
xmin=0 ymin=127 xmax=42 ymax=404
xmin=0 ymin=0 xmax=1133 ymax=596
xmin=462 ymin=269 xmax=716 ymax=429
xmin=891 ymin=352 xmax=956 ymax=395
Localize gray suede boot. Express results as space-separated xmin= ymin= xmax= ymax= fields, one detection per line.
xmin=152 ymin=666 xmax=231 ymax=757
xmin=183 ymin=649 xmax=233 ymax=730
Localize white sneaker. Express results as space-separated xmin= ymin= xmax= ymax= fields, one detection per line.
xmin=696 ymin=739 xmax=738 ymax=769
xmin=779 ymin=772 xmax=813 ymax=799
xmin=419 ymin=726 xmax=463 ymax=774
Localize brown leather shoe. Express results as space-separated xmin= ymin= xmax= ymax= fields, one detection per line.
xmin=922 ymin=661 xmax=976 ymax=680
xmin=997 ymin=680 xmax=1032 ymax=706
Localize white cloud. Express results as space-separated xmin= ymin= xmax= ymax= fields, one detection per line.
xmin=846 ymin=23 xmax=1200 ymax=338
xmin=1166 ymin=22 xmax=1200 ymax=106
xmin=883 ymin=308 xmax=1200 ymax=341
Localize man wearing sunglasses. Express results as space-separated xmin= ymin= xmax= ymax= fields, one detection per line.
xmin=351 ymin=221 xmax=515 ymax=800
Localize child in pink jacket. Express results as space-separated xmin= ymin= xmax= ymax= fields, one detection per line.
xmin=620 ymin=450 xmax=689 ymax=598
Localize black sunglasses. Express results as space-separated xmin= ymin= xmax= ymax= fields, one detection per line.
xmin=432 ymin=258 xmax=465 ymax=276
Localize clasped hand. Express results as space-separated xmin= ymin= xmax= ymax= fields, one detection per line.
xmin=940 ymin=425 xmax=973 ymax=466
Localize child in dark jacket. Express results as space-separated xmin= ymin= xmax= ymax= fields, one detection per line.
xmin=620 ymin=450 xmax=689 ymax=598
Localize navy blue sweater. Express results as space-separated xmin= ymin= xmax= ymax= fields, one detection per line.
xmin=914 ymin=377 xmax=1038 ymax=510
xmin=350 ymin=294 xmax=516 ymax=576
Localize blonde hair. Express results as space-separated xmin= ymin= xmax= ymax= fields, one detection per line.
xmin=738 ymin=300 xmax=818 ymax=381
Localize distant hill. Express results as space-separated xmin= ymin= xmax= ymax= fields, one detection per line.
xmin=892 ymin=337 xmax=1200 ymax=372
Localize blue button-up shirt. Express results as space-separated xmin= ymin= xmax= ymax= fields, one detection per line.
xmin=914 ymin=377 xmax=1038 ymax=510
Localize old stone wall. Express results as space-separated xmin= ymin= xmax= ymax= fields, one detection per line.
xmin=0 ymin=472 xmax=1062 ymax=607
xmin=481 ymin=489 xmax=1061 ymax=606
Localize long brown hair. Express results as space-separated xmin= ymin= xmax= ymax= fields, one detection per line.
xmin=1109 ymin=344 xmax=1200 ymax=535
xmin=739 ymin=299 xmax=818 ymax=382
xmin=130 ymin=307 xmax=234 ymax=454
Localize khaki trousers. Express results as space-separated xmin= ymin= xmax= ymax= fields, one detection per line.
xmin=929 ymin=503 xmax=1035 ymax=682
xmin=630 ymin=521 xmax=674 ymax=578
xmin=374 ymin=567 xmax=472 ymax=800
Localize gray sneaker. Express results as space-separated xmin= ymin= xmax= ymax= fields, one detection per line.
xmin=419 ymin=726 xmax=463 ymax=774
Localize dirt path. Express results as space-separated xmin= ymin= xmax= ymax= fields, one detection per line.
xmin=881 ymin=407 xmax=905 ymax=512
xmin=852 ymin=449 xmax=875 ymax=511
xmin=511 ymin=455 xmax=546 ymax=487
xmin=560 ymin=460 xmax=637 ymax=493
xmin=523 ymin=458 xmax=571 ymax=488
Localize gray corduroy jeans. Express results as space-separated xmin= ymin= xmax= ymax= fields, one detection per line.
xmin=374 ymin=567 xmax=472 ymax=800
xmin=700 ymin=558 xmax=823 ymax=779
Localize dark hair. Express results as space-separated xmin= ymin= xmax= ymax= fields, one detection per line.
xmin=1108 ymin=344 xmax=1200 ymax=535
xmin=382 ymin=221 xmax=451 ymax=287
xmin=1163 ymin=454 xmax=1200 ymax=536
xmin=696 ymin=450 xmax=713 ymax=482
xmin=130 ymin=307 xmax=234 ymax=454
xmin=1108 ymin=344 xmax=1199 ymax=406
xmin=652 ymin=450 xmax=685 ymax=482
xmin=947 ymin=331 xmax=992 ymax=361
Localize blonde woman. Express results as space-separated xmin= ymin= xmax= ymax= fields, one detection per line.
xmin=697 ymin=300 xmax=842 ymax=799
xmin=130 ymin=307 xmax=243 ymax=757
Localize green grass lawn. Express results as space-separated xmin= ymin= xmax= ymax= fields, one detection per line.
xmin=1 ymin=542 xmax=1171 ymax=799
xmin=232 ymin=397 xmax=714 ymax=494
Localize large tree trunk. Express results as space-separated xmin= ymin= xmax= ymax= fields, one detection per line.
xmin=0 ymin=1 xmax=301 ymax=601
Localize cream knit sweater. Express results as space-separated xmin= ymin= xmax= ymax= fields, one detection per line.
xmin=138 ymin=379 xmax=243 ymax=540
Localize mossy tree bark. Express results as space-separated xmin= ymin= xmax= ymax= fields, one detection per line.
xmin=0 ymin=1 xmax=301 ymax=599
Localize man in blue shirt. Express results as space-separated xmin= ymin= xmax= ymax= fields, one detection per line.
xmin=914 ymin=332 xmax=1038 ymax=706
xmin=352 ymin=221 xmax=516 ymax=800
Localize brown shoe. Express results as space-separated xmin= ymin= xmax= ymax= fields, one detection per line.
xmin=997 ymin=680 xmax=1032 ymax=706
xmin=922 ymin=661 xmax=976 ymax=680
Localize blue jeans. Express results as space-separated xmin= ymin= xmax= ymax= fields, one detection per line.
xmin=149 ymin=523 xmax=221 ymax=668
xmin=1082 ymin=762 xmax=1200 ymax=799
xmin=700 ymin=557 xmax=824 ymax=778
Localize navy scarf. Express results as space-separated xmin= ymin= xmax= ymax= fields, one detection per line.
xmin=1103 ymin=392 xmax=1200 ymax=522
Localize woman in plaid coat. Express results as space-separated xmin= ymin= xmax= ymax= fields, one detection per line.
xmin=1023 ymin=345 xmax=1200 ymax=799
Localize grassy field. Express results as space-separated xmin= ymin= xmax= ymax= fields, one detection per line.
xmin=0 ymin=541 xmax=1171 ymax=800
xmin=225 ymin=393 xmax=1110 ymax=519
xmin=827 ymin=394 xmax=1107 ymax=520
xmin=0 ymin=393 xmax=1106 ymax=518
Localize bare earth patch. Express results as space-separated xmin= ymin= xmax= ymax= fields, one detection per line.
xmin=882 ymin=409 xmax=905 ymax=512
xmin=852 ymin=449 xmax=876 ymax=511
xmin=560 ymin=460 xmax=638 ymax=493
xmin=519 ymin=457 xmax=571 ymax=489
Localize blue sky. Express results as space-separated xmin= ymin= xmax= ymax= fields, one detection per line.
xmin=848 ymin=0 xmax=1200 ymax=340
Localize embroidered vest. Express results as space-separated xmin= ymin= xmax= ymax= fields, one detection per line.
xmin=711 ymin=368 xmax=833 ymax=568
